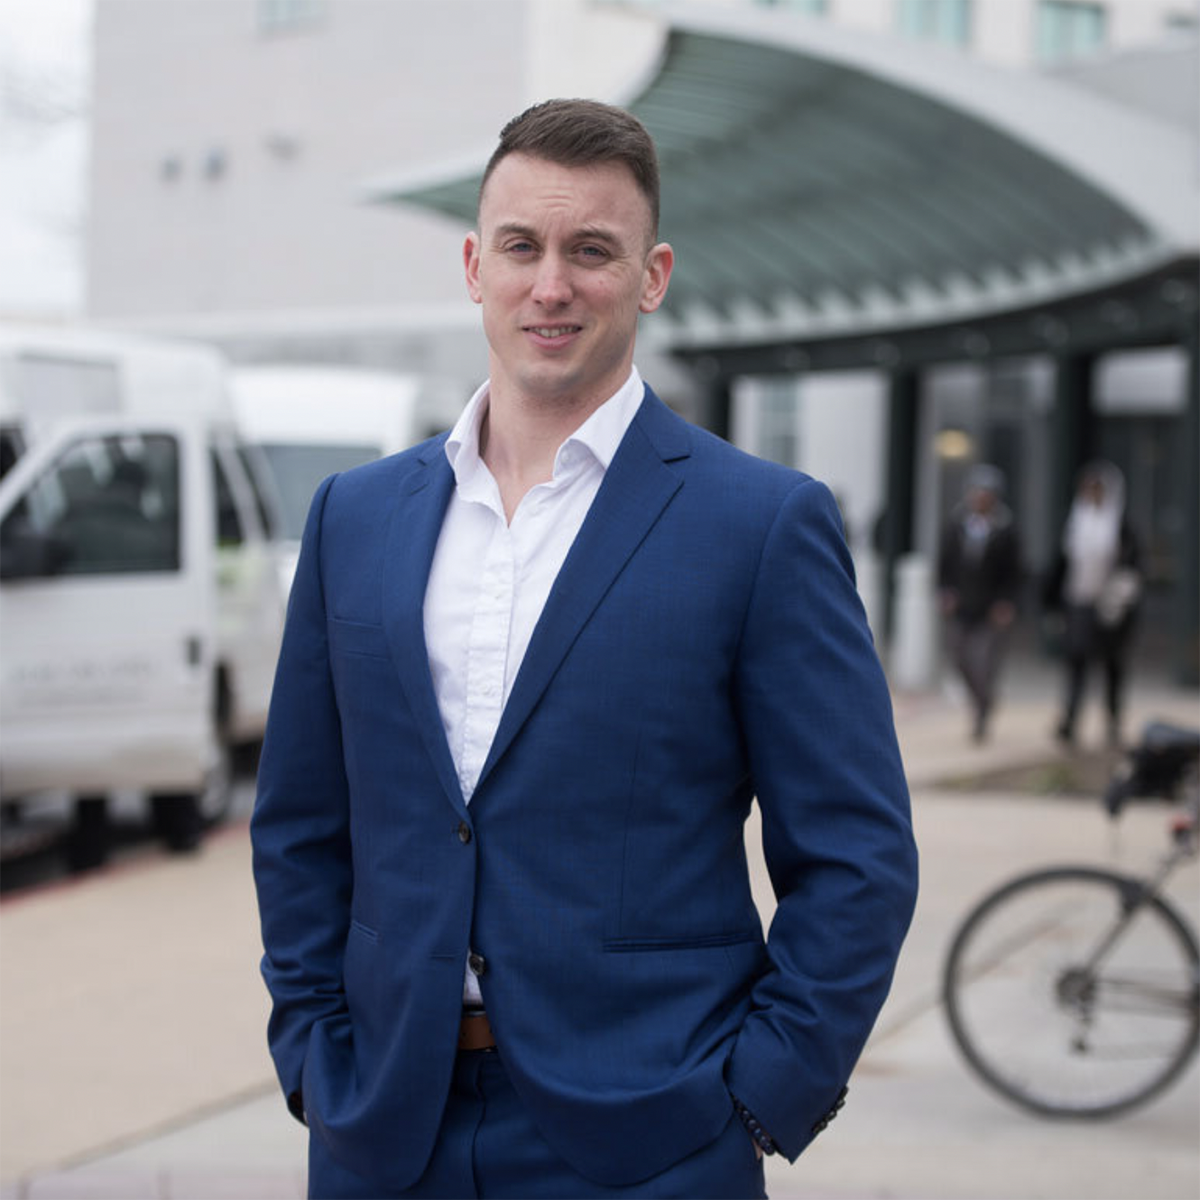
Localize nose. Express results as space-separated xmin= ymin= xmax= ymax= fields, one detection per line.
xmin=530 ymin=254 xmax=572 ymax=307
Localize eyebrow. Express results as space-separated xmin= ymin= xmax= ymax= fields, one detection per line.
xmin=492 ymin=221 xmax=624 ymax=248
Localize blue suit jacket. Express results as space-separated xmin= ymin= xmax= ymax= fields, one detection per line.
xmin=251 ymin=385 xmax=918 ymax=1190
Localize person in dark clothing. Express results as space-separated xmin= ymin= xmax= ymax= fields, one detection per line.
xmin=937 ymin=464 xmax=1023 ymax=742
xmin=1047 ymin=461 xmax=1142 ymax=749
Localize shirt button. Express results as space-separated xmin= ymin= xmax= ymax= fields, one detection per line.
xmin=468 ymin=952 xmax=487 ymax=977
xmin=457 ymin=821 xmax=472 ymax=844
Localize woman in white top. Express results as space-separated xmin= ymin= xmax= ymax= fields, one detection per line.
xmin=1051 ymin=461 xmax=1142 ymax=748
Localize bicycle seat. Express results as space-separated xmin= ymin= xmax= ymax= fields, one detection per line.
xmin=1104 ymin=722 xmax=1199 ymax=814
xmin=1138 ymin=722 xmax=1200 ymax=756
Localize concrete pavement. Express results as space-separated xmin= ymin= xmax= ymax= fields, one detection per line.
xmin=2 ymin=661 xmax=1197 ymax=1199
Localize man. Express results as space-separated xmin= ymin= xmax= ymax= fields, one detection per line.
xmin=252 ymin=98 xmax=918 ymax=1199
xmin=937 ymin=464 xmax=1023 ymax=743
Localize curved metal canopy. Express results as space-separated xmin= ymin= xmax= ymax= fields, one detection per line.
xmin=362 ymin=1 xmax=1197 ymax=351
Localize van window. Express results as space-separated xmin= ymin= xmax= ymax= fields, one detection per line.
xmin=211 ymin=450 xmax=245 ymax=546
xmin=258 ymin=442 xmax=380 ymax=539
xmin=236 ymin=445 xmax=279 ymax=538
xmin=0 ymin=433 xmax=180 ymax=576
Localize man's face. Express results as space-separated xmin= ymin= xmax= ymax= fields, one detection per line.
xmin=464 ymin=153 xmax=672 ymax=413
xmin=967 ymin=487 xmax=997 ymax=515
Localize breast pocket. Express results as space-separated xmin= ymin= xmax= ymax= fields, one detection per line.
xmin=328 ymin=617 xmax=392 ymax=660
xmin=327 ymin=618 xmax=399 ymax=734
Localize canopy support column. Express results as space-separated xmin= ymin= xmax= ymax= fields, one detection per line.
xmin=882 ymin=369 xmax=918 ymax=645
xmin=1174 ymin=330 xmax=1199 ymax=686
xmin=1048 ymin=352 xmax=1097 ymax=542
xmin=699 ymin=372 xmax=732 ymax=443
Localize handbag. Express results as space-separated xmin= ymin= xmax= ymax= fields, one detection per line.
xmin=1095 ymin=567 xmax=1141 ymax=627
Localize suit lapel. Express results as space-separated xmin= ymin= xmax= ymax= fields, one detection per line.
xmin=477 ymin=389 xmax=691 ymax=789
xmin=380 ymin=441 xmax=467 ymax=814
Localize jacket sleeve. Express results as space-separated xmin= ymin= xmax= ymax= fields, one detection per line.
xmin=250 ymin=473 xmax=354 ymax=1116
xmin=725 ymin=477 xmax=918 ymax=1161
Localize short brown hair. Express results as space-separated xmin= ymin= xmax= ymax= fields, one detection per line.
xmin=479 ymin=98 xmax=661 ymax=239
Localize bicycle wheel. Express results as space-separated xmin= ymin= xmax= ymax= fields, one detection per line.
xmin=942 ymin=866 xmax=1200 ymax=1118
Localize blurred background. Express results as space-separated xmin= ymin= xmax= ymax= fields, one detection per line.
xmin=0 ymin=0 xmax=90 ymax=317
xmin=0 ymin=2 xmax=1197 ymax=1197
xmin=3 ymin=0 xmax=1197 ymax=683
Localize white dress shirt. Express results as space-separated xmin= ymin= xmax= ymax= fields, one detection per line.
xmin=423 ymin=367 xmax=645 ymax=1006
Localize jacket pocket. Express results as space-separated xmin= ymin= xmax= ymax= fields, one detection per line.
xmin=328 ymin=617 xmax=391 ymax=660
xmin=603 ymin=928 xmax=761 ymax=953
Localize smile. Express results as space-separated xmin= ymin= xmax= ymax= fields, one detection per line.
xmin=526 ymin=325 xmax=582 ymax=338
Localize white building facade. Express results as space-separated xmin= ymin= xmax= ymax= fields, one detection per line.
xmin=87 ymin=0 xmax=1196 ymax=365
xmin=85 ymin=0 xmax=1199 ymax=682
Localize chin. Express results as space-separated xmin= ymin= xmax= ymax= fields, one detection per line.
xmin=518 ymin=370 xmax=585 ymax=405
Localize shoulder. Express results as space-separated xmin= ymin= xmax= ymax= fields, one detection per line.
xmin=323 ymin=432 xmax=450 ymax=503
xmin=635 ymin=385 xmax=815 ymax=504
xmin=631 ymin=392 xmax=850 ymax=572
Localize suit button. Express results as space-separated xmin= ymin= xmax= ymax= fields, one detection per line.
xmin=457 ymin=821 xmax=472 ymax=844
xmin=468 ymin=952 xmax=487 ymax=977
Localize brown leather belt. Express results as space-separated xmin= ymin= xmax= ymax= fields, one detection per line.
xmin=458 ymin=1010 xmax=497 ymax=1052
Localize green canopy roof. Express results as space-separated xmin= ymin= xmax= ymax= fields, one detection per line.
xmin=361 ymin=2 xmax=1197 ymax=351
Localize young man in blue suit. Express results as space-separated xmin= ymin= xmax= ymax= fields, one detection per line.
xmin=252 ymin=98 xmax=918 ymax=1199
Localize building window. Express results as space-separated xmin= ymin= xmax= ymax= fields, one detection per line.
xmin=258 ymin=0 xmax=325 ymax=34
xmin=896 ymin=0 xmax=972 ymax=47
xmin=753 ymin=0 xmax=829 ymax=13
xmin=1035 ymin=1 xmax=1107 ymax=63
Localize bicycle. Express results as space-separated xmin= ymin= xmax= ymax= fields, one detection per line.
xmin=941 ymin=721 xmax=1200 ymax=1119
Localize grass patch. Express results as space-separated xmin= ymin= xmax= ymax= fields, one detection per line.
xmin=937 ymin=751 xmax=1123 ymax=798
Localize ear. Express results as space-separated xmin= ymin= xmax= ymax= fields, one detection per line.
xmin=463 ymin=232 xmax=482 ymax=304
xmin=639 ymin=242 xmax=674 ymax=314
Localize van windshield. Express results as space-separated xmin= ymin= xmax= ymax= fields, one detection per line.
xmin=258 ymin=442 xmax=382 ymax=539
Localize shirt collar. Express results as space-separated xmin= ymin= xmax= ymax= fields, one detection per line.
xmin=444 ymin=366 xmax=644 ymax=486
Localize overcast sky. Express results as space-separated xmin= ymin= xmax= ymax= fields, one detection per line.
xmin=0 ymin=0 xmax=93 ymax=317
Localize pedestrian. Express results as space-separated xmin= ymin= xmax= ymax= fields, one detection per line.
xmin=251 ymin=98 xmax=918 ymax=1200
xmin=937 ymin=464 xmax=1023 ymax=742
xmin=1047 ymin=460 xmax=1143 ymax=748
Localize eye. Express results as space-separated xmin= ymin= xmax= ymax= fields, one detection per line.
xmin=577 ymin=244 xmax=609 ymax=262
xmin=504 ymin=240 xmax=537 ymax=257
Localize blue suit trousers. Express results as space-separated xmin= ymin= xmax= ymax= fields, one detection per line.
xmin=308 ymin=1049 xmax=767 ymax=1200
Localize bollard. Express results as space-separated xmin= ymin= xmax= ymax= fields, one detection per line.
xmin=890 ymin=553 xmax=938 ymax=691
xmin=853 ymin=548 xmax=886 ymax=650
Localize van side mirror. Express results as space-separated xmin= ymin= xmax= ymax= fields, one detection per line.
xmin=0 ymin=519 xmax=71 ymax=580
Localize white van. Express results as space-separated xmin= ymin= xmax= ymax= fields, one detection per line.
xmin=230 ymin=365 xmax=464 ymax=590
xmin=0 ymin=324 xmax=286 ymax=869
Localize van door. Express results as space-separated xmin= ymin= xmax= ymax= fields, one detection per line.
xmin=0 ymin=417 xmax=217 ymax=802
xmin=209 ymin=432 xmax=285 ymax=749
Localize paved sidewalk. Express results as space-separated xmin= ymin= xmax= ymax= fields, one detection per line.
xmin=2 ymin=663 xmax=1197 ymax=1199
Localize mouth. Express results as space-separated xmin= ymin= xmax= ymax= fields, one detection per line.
xmin=525 ymin=324 xmax=582 ymax=341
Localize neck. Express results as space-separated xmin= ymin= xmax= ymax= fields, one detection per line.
xmin=480 ymin=386 xmax=600 ymax=523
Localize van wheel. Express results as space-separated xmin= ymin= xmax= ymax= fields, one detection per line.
xmin=197 ymin=733 xmax=235 ymax=828
xmin=200 ymin=671 xmax=236 ymax=829
xmin=151 ymin=793 xmax=204 ymax=854
xmin=66 ymin=795 xmax=111 ymax=873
